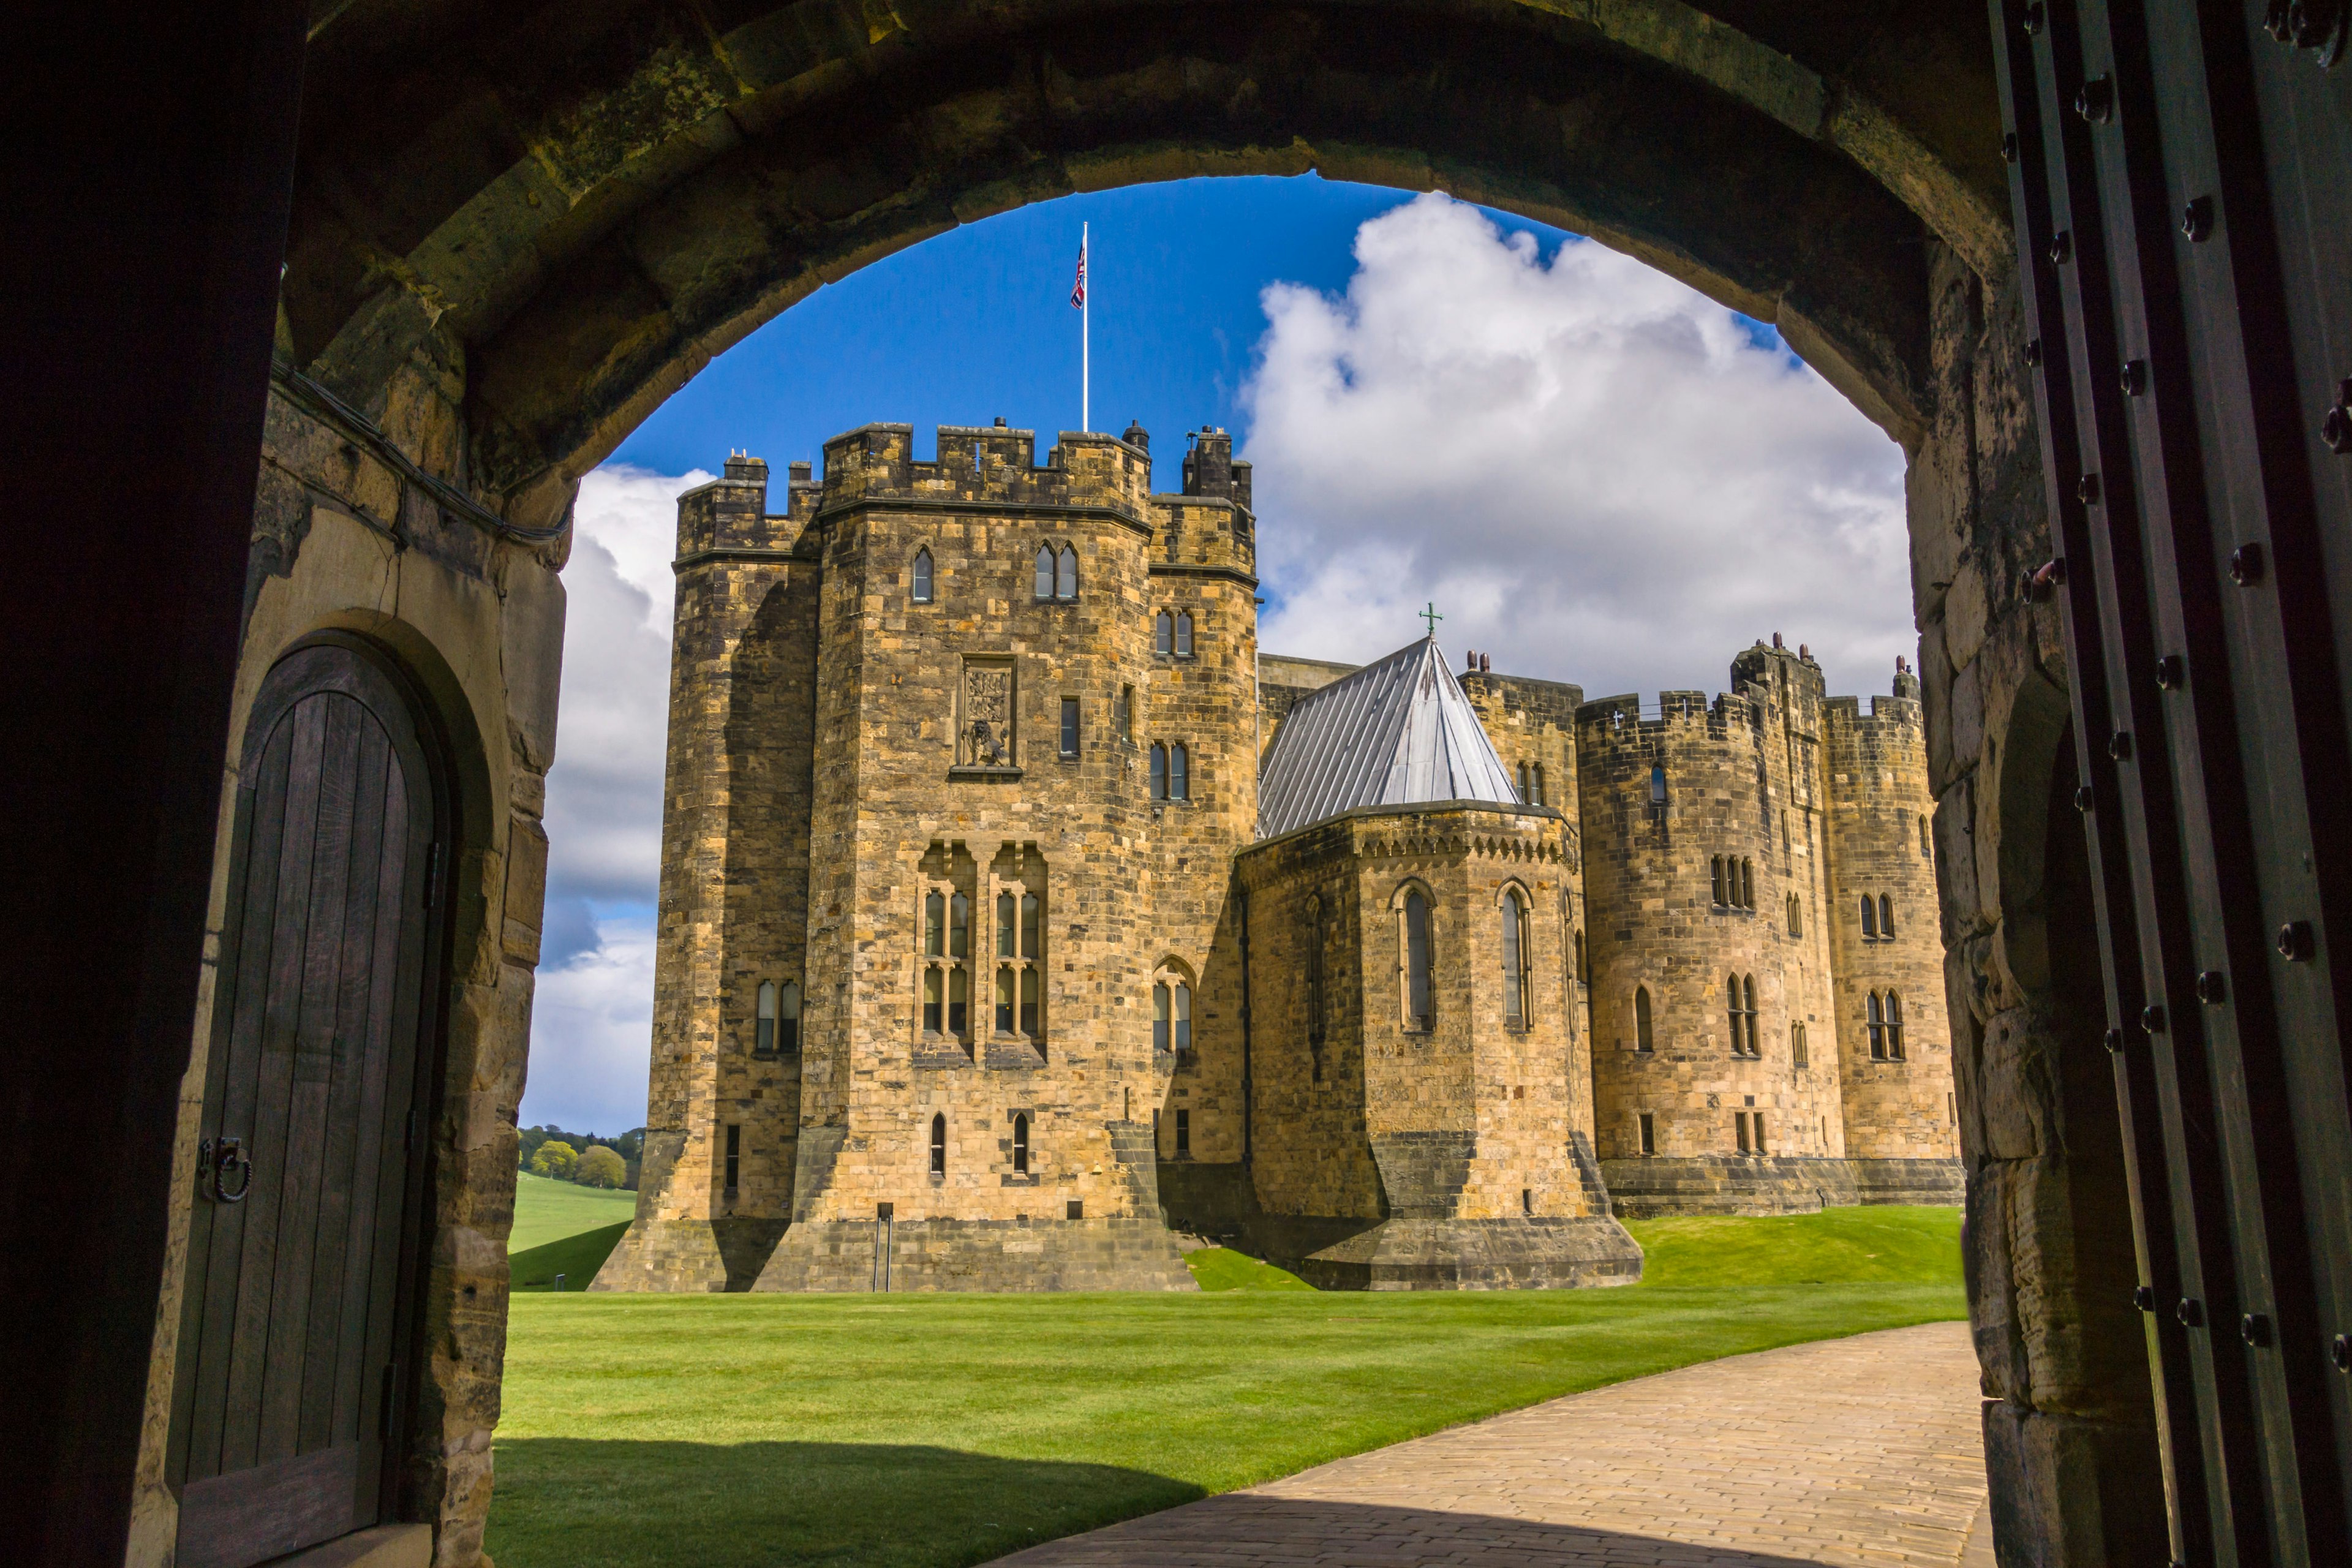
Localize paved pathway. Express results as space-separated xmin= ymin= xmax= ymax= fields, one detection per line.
xmin=992 ymin=1321 xmax=1990 ymax=1567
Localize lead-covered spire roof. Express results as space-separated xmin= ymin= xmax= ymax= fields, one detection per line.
xmin=1256 ymin=637 xmax=1522 ymax=839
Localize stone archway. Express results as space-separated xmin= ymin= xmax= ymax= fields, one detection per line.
xmin=153 ymin=3 xmax=2141 ymax=1564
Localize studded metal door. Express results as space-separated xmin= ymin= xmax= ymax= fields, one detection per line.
xmin=1989 ymin=0 xmax=2352 ymax=1561
xmin=167 ymin=639 xmax=446 ymax=1568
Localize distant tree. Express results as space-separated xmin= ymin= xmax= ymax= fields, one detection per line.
xmin=529 ymin=1140 xmax=578 ymax=1180
xmin=575 ymin=1145 xmax=626 ymax=1189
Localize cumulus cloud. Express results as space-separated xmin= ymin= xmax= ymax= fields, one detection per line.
xmin=522 ymin=464 xmax=707 ymax=1130
xmin=1245 ymin=193 xmax=1913 ymax=703
xmin=520 ymin=913 xmax=660 ymax=1134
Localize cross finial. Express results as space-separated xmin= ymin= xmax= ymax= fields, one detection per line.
xmin=1420 ymin=601 xmax=1443 ymax=636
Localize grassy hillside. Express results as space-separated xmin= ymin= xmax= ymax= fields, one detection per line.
xmin=510 ymin=1171 xmax=639 ymax=1254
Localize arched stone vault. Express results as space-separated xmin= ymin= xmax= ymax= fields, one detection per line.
xmin=285 ymin=0 xmax=2011 ymax=527
xmin=182 ymin=4 xmax=2152 ymax=1564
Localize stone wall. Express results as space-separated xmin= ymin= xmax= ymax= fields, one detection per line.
xmin=128 ymin=347 xmax=562 ymax=1568
xmin=1232 ymin=805 xmax=1638 ymax=1288
xmin=1907 ymin=246 xmax=2167 ymax=1566
xmin=1575 ymin=644 xmax=1961 ymax=1216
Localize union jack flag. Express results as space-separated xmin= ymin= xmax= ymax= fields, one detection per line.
xmin=1070 ymin=237 xmax=1087 ymax=308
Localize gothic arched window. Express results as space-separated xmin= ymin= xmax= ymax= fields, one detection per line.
xmin=1861 ymin=895 xmax=1879 ymax=940
xmin=1012 ymin=1112 xmax=1030 ymax=1174
xmin=1743 ymin=973 xmax=1759 ymax=1055
xmin=1532 ymin=764 xmax=1546 ymax=806
xmin=1174 ymin=611 xmax=1194 ymax=656
xmin=1154 ymin=611 xmax=1174 ymax=654
xmin=777 ymin=981 xmax=801 ymax=1053
xmin=1035 ymin=546 xmax=1055 ymax=600
xmin=1056 ymin=545 xmax=1077 ymax=600
xmin=1879 ymin=894 xmax=1895 ymax=938
xmin=1401 ymin=888 xmax=1433 ymax=1031
xmin=1502 ymin=888 xmax=1530 ymax=1029
xmin=1740 ymin=859 xmax=1755 ymax=910
xmin=1867 ymin=991 xmax=1887 ymax=1059
xmin=756 ymin=980 xmax=777 ymax=1055
xmin=1305 ymin=895 xmax=1327 ymax=1049
xmin=1169 ymin=742 xmax=1190 ymax=801
xmin=929 ymin=1113 xmax=947 ymax=1175
xmin=1885 ymin=990 xmax=1905 ymax=1060
xmin=1919 ymin=813 xmax=1932 ymax=857
xmin=1149 ymin=743 xmax=1168 ymax=800
xmin=1650 ymin=764 xmax=1667 ymax=803
xmin=1153 ymin=981 xmax=1171 ymax=1052
xmin=911 ymin=548 xmax=933 ymax=603
xmin=1635 ymin=985 xmax=1654 ymax=1052
xmin=1711 ymin=856 xmax=1726 ymax=906
xmin=1787 ymin=893 xmax=1803 ymax=936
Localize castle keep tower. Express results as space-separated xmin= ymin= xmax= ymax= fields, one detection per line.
xmin=598 ymin=420 xmax=1258 ymax=1292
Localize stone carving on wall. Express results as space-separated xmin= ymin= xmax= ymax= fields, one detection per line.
xmin=960 ymin=659 xmax=1014 ymax=767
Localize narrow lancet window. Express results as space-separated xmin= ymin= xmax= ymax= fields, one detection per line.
xmin=1635 ymin=985 xmax=1654 ymax=1052
xmin=929 ymin=1114 xmax=946 ymax=1175
xmin=1650 ymin=764 xmax=1667 ymax=803
xmin=778 ymin=981 xmax=801 ymax=1052
xmin=1886 ymin=990 xmax=1905 ymax=1059
xmin=1020 ymin=967 xmax=1040 ymax=1036
xmin=1153 ymin=981 xmax=1170 ymax=1052
xmin=1861 ymin=895 xmax=1879 ymax=940
xmin=995 ymin=967 xmax=1015 ymax=1034
xmin=1879 ymin=894 xmax=1895 ymax=938
xmin=756 ymin=981 xmax=777 ymax=1055
xmin=1149 ymin=743 xmax=1168 ymax=800
xmin=911 ymin=548 xmax=933 ymax=603
xmin=1057 ymin=545 xmax=1077 ymax=600
xmin=1172 ymin=981 xmax=1191 ymax=1051
xmin=1743 ymin=974 xmax=1759 ymax=1055
xmin=1868 ymin=991 xmax=1887 ymax=1059
xmin=1175 ymin=611 xmax=1194 ymax=655
xmin=948 ymin=965 xmax=968 ymax=1035
xmin=1012 ymin=1113 xmax=1030 ymax=1174
xmin=1169 ymin=742 xmax=1189 ymax=800
xmin=1155 ymin=611 xmax=1173 ymax=654
xmin=1035 ymin=546 xmax=1055 ymax=600
xmin=1502 ymin=889 xmax=1529 ymax=1028
xmin=1403 ymin=889 xmax=1433 ymax=1031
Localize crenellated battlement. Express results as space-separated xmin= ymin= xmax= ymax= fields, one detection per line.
xmin=814 ymin=420 xmax=1156 ymax=524
xmin=1574 ymin=689 xmax=1760 ymax=743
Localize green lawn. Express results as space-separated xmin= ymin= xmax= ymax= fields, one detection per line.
xmin=487 ymin=1207 xmax=1962 ymax=1568
xmin=510 ymin=1170 xmax=639 ymax=1254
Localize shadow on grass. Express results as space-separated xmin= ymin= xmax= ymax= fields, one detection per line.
xmin=486 ymin=1440 xmax=1204 ymax=1568
xmin=510 ymin=1221 xmax=631 ymax=1291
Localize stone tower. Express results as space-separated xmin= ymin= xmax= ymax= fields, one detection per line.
xmin=597 ymin=420 xmax=1262 ymax=1292
xmin=1575 ymin=643 xmax=1961 ymax=1215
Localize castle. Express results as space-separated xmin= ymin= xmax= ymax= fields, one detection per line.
xmin=592 ymin=419 xmax=1959 ymax=1294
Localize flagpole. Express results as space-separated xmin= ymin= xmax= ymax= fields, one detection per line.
xmin=1081 ymin=221 xmax=1090 ymax=433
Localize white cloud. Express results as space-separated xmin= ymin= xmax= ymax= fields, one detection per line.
xmin=520 ymin=911 xmax=658 ymax=1134
xmin=522 ymin=464 xmax=707 ymax=1130
xmin=1245 ymin=193 xmax=1913 ymax=704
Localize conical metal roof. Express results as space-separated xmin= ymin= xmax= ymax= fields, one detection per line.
xmin=1256 ymin=638 xmax=1522 ymax=838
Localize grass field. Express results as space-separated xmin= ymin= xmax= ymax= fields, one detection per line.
xmin=510 ymin=1172 xmax=639 ymax=1253
xmin=486 ymin=1207 xmax=1963 ymax=1568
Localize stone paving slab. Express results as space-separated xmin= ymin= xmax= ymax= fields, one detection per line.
xmin=990 ymin=1322 xmax=1986 ymax=1568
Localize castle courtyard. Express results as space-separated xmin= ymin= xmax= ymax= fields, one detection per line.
xmin=486 ymin=1207 xmax=1969 ymax=1568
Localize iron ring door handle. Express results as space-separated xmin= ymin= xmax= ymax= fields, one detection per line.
xmin=199 ymin=1136 xmax=253 ymax=1203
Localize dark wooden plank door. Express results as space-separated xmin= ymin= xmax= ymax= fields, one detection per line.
xmin=1991 ymin=0 xmax=2352 ymax=1561
xmin=169 ymin=641 xmax=442 ymax=1568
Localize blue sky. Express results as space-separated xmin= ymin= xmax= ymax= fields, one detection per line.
xmin=613 ymin=176 xmax=1584 ymax=480
xmin=524 ymin=176 xmax=1908 ymax=1134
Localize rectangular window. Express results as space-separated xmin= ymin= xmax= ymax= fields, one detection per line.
xmin=1175 ymin=1109 xmax=1191 ymax=1156
xmin=1119 ymin=684 xmax=1134 ymax=741
xmin=1754 ymin=1112 xmax=1768 ymax=1155
xmin=1060 ymin=697 xmax=1079 ymax=756
xmin=724 ymin=1124 xmax=741 ymax=1192
xmin=1792 ymin=1022 xmax=1808 ymax=1068
xmin=1638 ymin=1112 xmax=1655 ymax=1155
xmin=1735 ymin=1110 xmax=1752 ymax=1153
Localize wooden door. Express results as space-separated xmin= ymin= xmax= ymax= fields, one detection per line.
xmin=1991 ymin=0 xmax=2352 ymax=1559
xmin=169 ymin=640 xmax=444 ymax=1568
